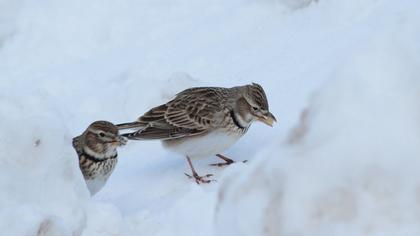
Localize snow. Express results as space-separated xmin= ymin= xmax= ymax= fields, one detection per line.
xmin=1 ymin=0 xmax=419 ymax=235
xmin=216 ymin=31 xmax=420 ymax=236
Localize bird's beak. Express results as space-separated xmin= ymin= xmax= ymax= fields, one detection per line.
xmin=258 ymin=112 xmax=277 ymax=127
xmin=111 ymin=136 xmax=127 ymax=146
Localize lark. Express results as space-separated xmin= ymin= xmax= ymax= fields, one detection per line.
xmin=72 ymin=121 xmax=126 ymax=195
xmin=118 ymin=83 xmax=276 ymax=184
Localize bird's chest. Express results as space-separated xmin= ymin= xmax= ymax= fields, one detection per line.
xmin=79 ymin=157 xmax=117 ymax=180
xmin=163 ymin=129 xmax=245 ymax=158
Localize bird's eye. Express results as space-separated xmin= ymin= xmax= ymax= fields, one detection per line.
xmin=252 ymin=106 xmax=259 ymax=111
xmin=99 ymin=132 xmax=105 ymax=137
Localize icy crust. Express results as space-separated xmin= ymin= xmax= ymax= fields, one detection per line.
xmin=215 ymin=32 xmax=420 ymax=236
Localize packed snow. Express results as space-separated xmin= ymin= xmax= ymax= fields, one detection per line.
xmin=1 ymin=0 xmax=419 ymax=235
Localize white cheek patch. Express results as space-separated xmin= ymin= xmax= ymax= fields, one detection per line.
xmin=234 ymin=112 xmax=250 ymax=128
xmin=84 ymin=146 xmax=106 ymax=159
xmin=104 ymin=144 xmax=118 ymax=158
xmin=246 ymin=112 xmax=257 ymax=122
xmin=238 ymin=112 xmax=256 ymax=126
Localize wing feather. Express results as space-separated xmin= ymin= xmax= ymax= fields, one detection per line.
xmin=123 ymin=87 xmax=227 ymax=140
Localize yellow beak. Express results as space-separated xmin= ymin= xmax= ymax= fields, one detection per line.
xmin=258 ymin=112 xmax=277 ymax=127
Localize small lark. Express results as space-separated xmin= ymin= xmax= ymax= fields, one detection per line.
xmin=72 ymin=121 xmax=126 ymax=195
xmin=118 ymin=83 xmax=276 ymax=184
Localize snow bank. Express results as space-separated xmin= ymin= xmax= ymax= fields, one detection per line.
xmin=270 ymin=0 xmax=317 ymax=10
xmin=215 ymin=23 xmax=420 ymax=236
xmin=0 ymin=94 xmax=87 ymax=235
xmin=0 ymin=0 xmax=19 ymax=48
xmin=1 ymin=0 xmax=419 ymax=235
xmin=0 ymin=90 xmax=134 ymax=235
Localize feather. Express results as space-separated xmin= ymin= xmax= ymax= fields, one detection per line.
xmin=122 ymin=87 xmax=230 ymax=140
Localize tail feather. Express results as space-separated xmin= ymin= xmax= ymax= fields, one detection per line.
xmin=116 ymin=121 xmax=143 ymax=130
xmin=121 ymin=126 xmax=173 ymax=140
xmin=121 ymin=125 xmax=205 ymax=141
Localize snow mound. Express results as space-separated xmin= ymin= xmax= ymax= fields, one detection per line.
xmin=1 ymin=0 xmax=420 ymax=235
xmin=0 ymin=95 xmax=129 ymax=235
xmin=215 ymin=28 xmax=420 ymax=236
xmin=0 ymin=95 xmax=88 ymax=235
xmin=271 ymin=0 xmax=317 ymax=9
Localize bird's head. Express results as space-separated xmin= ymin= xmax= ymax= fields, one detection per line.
xmin=235 ymin=83 xmax=276 ymax=127
xmin=83 ymin=121 xmax=127 ymax=159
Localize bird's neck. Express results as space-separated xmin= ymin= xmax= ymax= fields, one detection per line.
xmin=232 ymin=97 xmax=254 ymax=128
xmin=83 ymin=145 xmax=116 ymax=160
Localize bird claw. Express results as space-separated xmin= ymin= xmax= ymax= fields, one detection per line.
xmin=209 ymin=160 xmax=247 ymax=167
xmin=184 ymin=173 xmax=214 ymax=184
xmin=209 ymin=162 xmax=230 ymax=167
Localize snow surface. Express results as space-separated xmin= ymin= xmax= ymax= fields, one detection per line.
xmin=1 ymin=0 xmax=419 ymax=235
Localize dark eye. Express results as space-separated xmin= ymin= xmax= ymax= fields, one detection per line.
xmin=252 ymin=106 xmax=259 ymax=111
xmin=99 ymin=132 xmax=105 ymax=137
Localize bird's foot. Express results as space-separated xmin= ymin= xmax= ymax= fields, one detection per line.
xmin=184 ymin=172 xmax=214 ymax=184
xmin=209 ymin=159 xmax=247 ymax=167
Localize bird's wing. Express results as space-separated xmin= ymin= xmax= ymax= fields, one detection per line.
xmin=123 ymin=87 xmax=226 ymax=140
xmin=72 ymin=135 xmax=83 ymax=157
xmin=165 ymin=88 xmax=224 ymax=129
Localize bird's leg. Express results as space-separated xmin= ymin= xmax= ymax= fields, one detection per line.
xmin=184 ymin=156 xmax=213 ymax=184
xmin=210 ymin=154 xmax=247 ymax=167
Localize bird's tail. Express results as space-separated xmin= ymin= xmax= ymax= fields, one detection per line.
xmin=120 ymin=129 xmax=148 ymax=140
xmin=116 ymin=121 xmax=143 ymax=130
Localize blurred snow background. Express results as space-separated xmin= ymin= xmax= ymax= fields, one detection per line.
xmin=0 ymin=0 xmax=419 ymax=235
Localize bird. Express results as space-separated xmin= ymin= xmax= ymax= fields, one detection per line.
xmin=72 ymin=120 xmax=127 ymax=195
xmin=117 ymin=83 xmax=276 ymax=184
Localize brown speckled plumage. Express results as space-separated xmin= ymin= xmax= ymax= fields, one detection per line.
xmin=72 ymin=120 xmax=126 ymax=195
xmin=117 ymin=83 xmax=276 ymax=184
